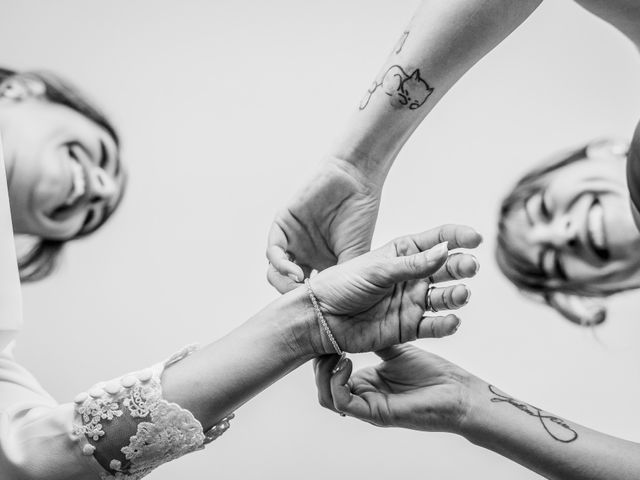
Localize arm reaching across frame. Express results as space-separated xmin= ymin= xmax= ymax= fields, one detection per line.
xmin=1 ymin=225 xmax=480 ymax=479
xmin=316 ymin=344 xmax=640 ymax=480
xmin=267 ymin=0 xmax=542 ymax=290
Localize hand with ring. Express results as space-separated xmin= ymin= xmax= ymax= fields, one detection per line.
xmin=303 ymin=224 xmax=481 ymax=356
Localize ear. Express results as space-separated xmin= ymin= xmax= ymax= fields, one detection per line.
xmin=545 ymin=292 xmax=607 ymax=326
xmin=410 ymin=69 xmax=421 ymax=80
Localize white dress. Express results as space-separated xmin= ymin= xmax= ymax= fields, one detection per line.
xmin=0 ymin=136 xmax=231 ymax=479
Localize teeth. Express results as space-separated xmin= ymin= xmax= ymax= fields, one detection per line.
xmin=64 ymin=159 xmax=86 ymax=206
xmin=588 ymin=201 xmax=605 ymax=250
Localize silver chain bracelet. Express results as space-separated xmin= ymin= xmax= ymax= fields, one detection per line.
xmin=304 ymin=278 xmax=343 ymax=356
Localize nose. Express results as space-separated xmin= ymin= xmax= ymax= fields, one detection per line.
xmin=86 ymin=165 xmax=117 ymax=204
xmin=544 ymin=217 xmax=578 ymax=250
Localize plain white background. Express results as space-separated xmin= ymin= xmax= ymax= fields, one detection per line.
xmin=2 ymin=1 xmax=640 ymax=478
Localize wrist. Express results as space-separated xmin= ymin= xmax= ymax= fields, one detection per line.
xmin=456 ymin=376 xmax=498 ymax=445
xmin=268 ymin=286 xmax=327 ymax=361
xmin=325 ymin=153 xmax=390 ymax=191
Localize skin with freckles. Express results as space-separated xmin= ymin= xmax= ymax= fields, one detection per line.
xmin=0 ymin=94 xmax=124 ymax=240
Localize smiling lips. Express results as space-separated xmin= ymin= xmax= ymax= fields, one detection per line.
xmin=586 ymin=197 xmax=609 ymax=261
xmin=49 ymin=157 xmax=88 ymax=221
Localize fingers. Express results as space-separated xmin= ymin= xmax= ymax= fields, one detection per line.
xmin=429 ymin=252 xmax=479 ymax=283
xmin=426 ymin=284 xmax=470 ymax=312
xmin=266 ymin=264 xmax=299 ymax=294
xmin=403 ymin=224 xmax=482 ymax=252
xmin=266 ymin=223 xmax=304 ymax=282
xmin=387 ymin=242 xmax=449 ymax=282
xmin=314 ymin=354 xmax=342 ymax=412
xmin=330 ymin=357 xmax=371 ymax=418
xmin=416 ymin=313 xmax=461 ymax=339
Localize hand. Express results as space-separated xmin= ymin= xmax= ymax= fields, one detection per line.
xmin=315 ymin=344 xmax=474 ymax=433
xmin=267 ymin=159 xmax=381 ymax=293
xmin=303 ymin=224 xmax=482 ymax=355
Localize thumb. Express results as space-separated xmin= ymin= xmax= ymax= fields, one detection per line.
xmin=386 ymin=241 xmax=449 ymax=282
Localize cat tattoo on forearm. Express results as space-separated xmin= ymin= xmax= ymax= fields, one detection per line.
xmin=359 ymin=65 xmax=434 ymax=111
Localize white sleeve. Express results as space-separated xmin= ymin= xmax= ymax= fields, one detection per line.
xmin=0 ymin=346 xmax=233 ymax=480
xmin=0 ymin=132 xmax=23 ymax=352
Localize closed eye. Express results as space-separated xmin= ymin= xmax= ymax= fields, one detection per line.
xmin=553 ymin=250 xmax=568 ymax=281
xmin=539 ymin=191 xmax=551 ymax=220
xmin=538 ymin=248 xmax=568 ymax=281
xmin=99 ymin=140 xmax=109 ymax=169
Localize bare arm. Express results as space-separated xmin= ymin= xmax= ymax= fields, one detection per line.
xmin=332 ymin=0 xmax=543 ymax=184
xmin=573 ymin=0 xmax=640 ymax=49
xmin=319 ymin=345 xmax=640 ymax=480
xmin=267 ymin=0 xmax=541 ymax=286
xmin=464 ymin=380 xmax=640 ymax=480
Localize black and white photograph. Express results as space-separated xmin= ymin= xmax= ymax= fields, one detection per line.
xmin=0 ymin=1 xmax=639 ymax=479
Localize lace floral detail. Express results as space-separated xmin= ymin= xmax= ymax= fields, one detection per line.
xmin=110 ymin=400 xmax=206 ymax=479
xmin=122 ymin=382 xmax=160 ymax=419
xmin=72 ymin=397 xmax=123 ymax=441
xmin=71 ymin=346 xmax=234 ymax=480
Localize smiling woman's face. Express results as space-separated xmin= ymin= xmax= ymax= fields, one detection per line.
xmin=0 ymin=96 xmax=124 ymax=240
xmin=502 ymin=148 xmax=640 ymax=293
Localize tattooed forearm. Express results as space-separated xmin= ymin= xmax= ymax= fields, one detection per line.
xmin=488 ymin=385 xmax=578 ymax=443
xmin=359 ymin=65 xmax=434 ymax=111
xmin=394 ymin=30 xmax=410 ymax=54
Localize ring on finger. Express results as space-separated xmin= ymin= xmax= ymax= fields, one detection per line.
xmin=426 ymin=285 xmax=438 ymax=312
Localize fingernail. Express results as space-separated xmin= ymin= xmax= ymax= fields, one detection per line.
xmin=463 ymin=287 xmax=471 ymax=305
xmin=472 ymin=256 xmax=480 ymax=274
xmin=429 ymin=241 xmax=448 ymax=258
xmin=453 ymin=318 xmax=462 ymax=333
xmin=332 ymin=355 xmax=348 ymax=375
xmin=288 ymin=273 xmax=300 ymax=283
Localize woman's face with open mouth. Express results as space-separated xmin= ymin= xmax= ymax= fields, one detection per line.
xmin=503 ymin=149 xmax=640 ymax=292
xmin=0 ymin=96 xmax=123 ymax=240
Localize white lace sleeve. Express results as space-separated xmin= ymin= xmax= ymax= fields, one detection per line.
xmin=71 ymin=346 xmax=233 ymax=480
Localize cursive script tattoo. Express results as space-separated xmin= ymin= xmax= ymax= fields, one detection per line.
xmin=359 ymin=65 xmax=433 ymax=111
xmin=488 ymin=385 xmax=578 ymax=443
xmin=394 ymin=30 xmax=410 ymax=54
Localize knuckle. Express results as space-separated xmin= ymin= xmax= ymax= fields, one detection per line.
xmin=393 ymin=236 xmax=414 ymax=255
xmin=402 ymin=255 xmax=420 ymax=273
xmin=266 ymin=268 xmax=276 ymax=285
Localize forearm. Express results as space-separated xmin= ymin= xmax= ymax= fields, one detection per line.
xmin=573 ymin=0 xmax=640 ymax=48
xmin=462 ymin=378 xmax=640 ymax=480
xmin=331 ymin=0 xmax=542 ymax=184
xmin=162 ymin=287 xmax=315 ymax=429
xmin=0 ymin=289 xmax=315 ymax=479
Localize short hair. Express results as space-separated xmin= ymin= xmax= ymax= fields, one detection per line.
xmin=0 ymin=68 xmax=125 ymax=282
xmin=496 ymin=142 xmax=637 ymax=299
